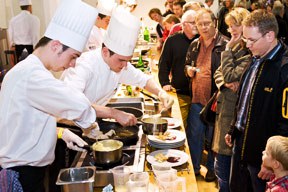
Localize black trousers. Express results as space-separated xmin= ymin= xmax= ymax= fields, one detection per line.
xmin=15 ymin=44 xmax=33 ymax=63
xmin=1 ymin=165 xmax=47 ymax=192
xmin=230 ymin=131 xmax=266 ymax=192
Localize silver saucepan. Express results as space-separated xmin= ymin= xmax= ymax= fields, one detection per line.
xmin=84 ymin=139 xmax=123 ymax=164
xmin=141 ymin=117 xmax=168 ymax=135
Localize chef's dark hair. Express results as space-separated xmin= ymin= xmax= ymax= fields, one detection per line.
xmin=35 ymin=37 xmax=69 ymax=52
xmin=99 ymin=13 xmax=109 ymax=19
xmin=20 ymin=5 xmax=30 ymax=10
xmin=102 ymin=43 xmax=115 ymax=56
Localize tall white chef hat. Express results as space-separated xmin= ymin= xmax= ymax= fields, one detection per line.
xmin=44 ymin=0 xmax=98 ymax=52
xmin=103 ymin=7 xmax=140 ymax=56
xmin=125 ymin=0 xmax=137 ymax=6
xmin=97 ymin=0 xmax=116 ymax=16
xmin=19 ymin=0 xmax=32 ymax=6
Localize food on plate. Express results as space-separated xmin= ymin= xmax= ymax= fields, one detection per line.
xmin=154 ymin=153 xmax=180 ymax=163
xmin=154 ymin=153 xmax=168 ymax=163
xmin=156 ymin=132 xmax=176 ymax=141
xmin=168 ymin=122 xmax=175 ymax=126
xmin=167 ymin=156 xmax=180 ymax=163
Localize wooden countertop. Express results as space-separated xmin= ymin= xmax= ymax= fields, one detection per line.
xmin=143 ymin=90 xmax=198 ymax=192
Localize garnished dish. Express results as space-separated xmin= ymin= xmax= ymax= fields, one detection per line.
xmin=154 ymin=153 xmax=180 ymax=163
xmin=156 ymin=132 xmax=177 ymax=141
xmin=147 ymin=149 xmax=189 ymax=167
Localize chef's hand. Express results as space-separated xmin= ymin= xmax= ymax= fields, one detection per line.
xmin=114 ymin=109 xmax=137 ymax=127
xmin=258 ymin=163 xmax=273 ymax=180
xmin=158 ymin=90 xmax=174 ymax=109
xmin=61 ymin=128 xmax=88 ymax=152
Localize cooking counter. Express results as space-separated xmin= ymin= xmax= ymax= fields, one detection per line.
xmin=62 ymin=45 xmax=198 ymax=191
xmin=67 ymin=92 xmax=198 ymax=192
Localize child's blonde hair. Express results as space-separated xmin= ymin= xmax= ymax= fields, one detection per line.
xmin=266 ymin=136 xmax=288 ymax=170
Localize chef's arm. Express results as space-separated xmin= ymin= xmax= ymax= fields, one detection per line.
xmin=92 ymin=105 xmax=137 ymax=126
xmin=143 ymin=78 xmax=174 ymax=109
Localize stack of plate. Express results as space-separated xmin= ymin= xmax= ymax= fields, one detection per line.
xmin=147 ymin=129 xmax=186 ymax=149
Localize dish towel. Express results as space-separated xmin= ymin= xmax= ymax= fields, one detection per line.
xmin=0 ymin=168 xmax=23 ymax=192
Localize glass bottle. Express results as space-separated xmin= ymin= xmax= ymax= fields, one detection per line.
xmin=136 ymin=52 xmax=145 ymax=71
xmin=143 ymin=27 xmax=150 ymax=42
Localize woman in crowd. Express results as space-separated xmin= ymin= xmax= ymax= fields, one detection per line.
xmin=212 ymin=7 xmax=251 ymax=192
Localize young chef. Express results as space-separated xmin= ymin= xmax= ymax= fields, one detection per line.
xmin=0 ymin=0 xmax=98 ymax=191
xmin=61 ymin=7 xmax=174 ymax=128
xmin=8 ymin=0 xmax=40 ymax=63
xmin=85 ymin=0 xmax=116 ymax=51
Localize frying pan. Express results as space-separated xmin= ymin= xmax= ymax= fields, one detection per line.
xmin=113 ymin=107 xmax=143 ymax=119
xmin=97 ymin=121 xmax=139 ymax=146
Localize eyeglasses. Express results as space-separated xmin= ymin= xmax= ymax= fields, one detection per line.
xmin=183 ymin=21 xmax=196 ymax=25
xmin=196 ymin=21 xmax=212 ymax=28
xmin=242 ymin=32 xmax=267 ymax=45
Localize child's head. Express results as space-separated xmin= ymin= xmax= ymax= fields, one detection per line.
xmin=262 ymin=136 xmax=288 ymax=171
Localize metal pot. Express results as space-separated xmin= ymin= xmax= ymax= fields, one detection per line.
xmin=89 ymin=140 xmax=123 ymax=165
xmin=141 ymin=117 xmax=168 ymax=135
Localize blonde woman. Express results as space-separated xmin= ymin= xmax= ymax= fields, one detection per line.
xmin=212 ymin=7 xmax=250 ymax=192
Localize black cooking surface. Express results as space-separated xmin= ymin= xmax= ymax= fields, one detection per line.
xmin=82 ymin=150 xmax=136 ymax=170
xmin=106 ymin=102 xmax=143 ymax=110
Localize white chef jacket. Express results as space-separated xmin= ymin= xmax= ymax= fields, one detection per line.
xmin=0 ymin=55 xmax=96 ymax=169
xmin=8 ymin=10 xmax=40 ymax=47
xmin=61 ymin=48 xmax=152 ymax=106
xmin=85 ymin=26 xmax=106 ymax=51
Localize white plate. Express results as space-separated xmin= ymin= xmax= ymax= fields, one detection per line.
xmin=146 ymin=149 xmax=189 ymax=167
xmin=162 ymin=117 xmax=182 ymax=129
xmin=147 ymin=130 xmax=185 ymax=144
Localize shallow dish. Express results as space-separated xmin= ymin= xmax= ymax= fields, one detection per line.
xmin=146 ymin=149 xmax=189 ymax=167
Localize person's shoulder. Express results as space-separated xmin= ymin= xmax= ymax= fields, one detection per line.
xmin=9 ymin=12 xmax=23 ymax=22
xmin=30 ymin=14 xmax=40 ymax=21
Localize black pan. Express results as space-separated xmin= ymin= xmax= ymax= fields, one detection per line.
xmin=97 ymin=121 xmax=139 ymax=146
xmin=113 ymin=107 xmax=143 ymax=119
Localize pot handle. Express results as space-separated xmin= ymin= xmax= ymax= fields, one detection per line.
xmin=81 ymin=144 xmax=92 ymax=151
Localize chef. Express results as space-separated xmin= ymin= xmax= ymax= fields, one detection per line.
xmin=85 ymin=0 xmax=116 ymax=51
xmin=0 ymin=0 xmax=98 ymax=191
xmin=61 ymin=7 xmax=174 ymax=127
xmin=8 ymin=0 xmax=40 ymax=63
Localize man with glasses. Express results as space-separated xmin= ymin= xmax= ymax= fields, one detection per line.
xmin=184 ymin=8 xmax=228 ymax=182
xmin=225 ymin=10 xmax=288 ymax=192
xmin=158 ymin=10 xmax=198 ymax=129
